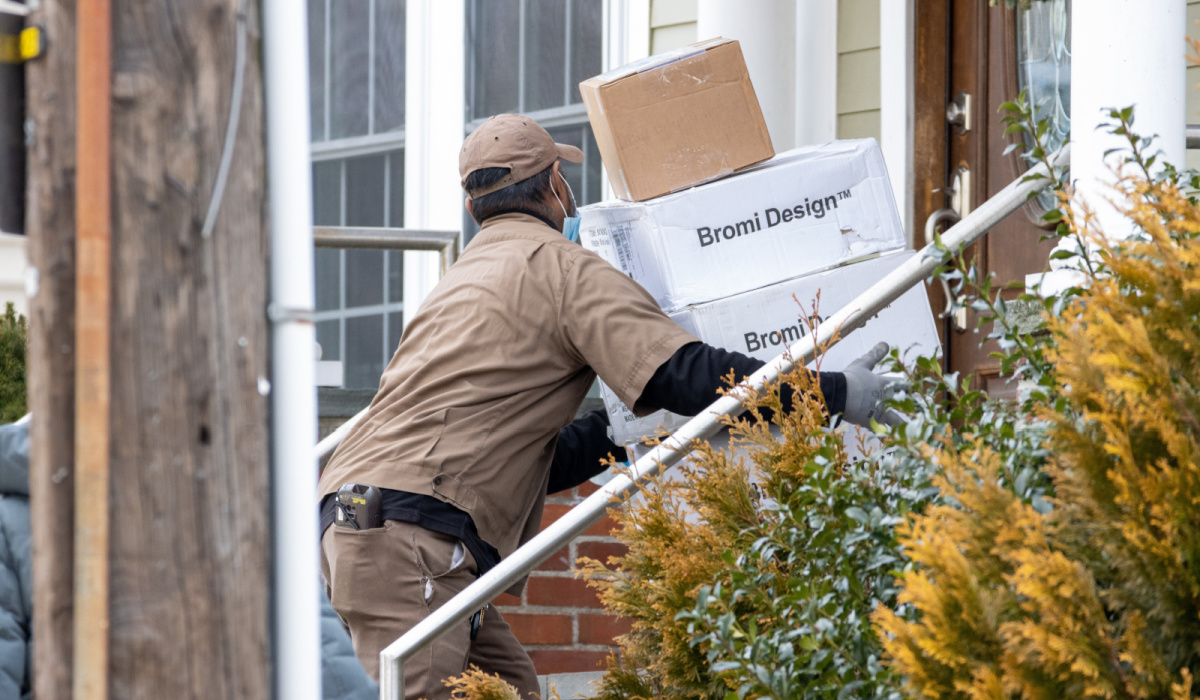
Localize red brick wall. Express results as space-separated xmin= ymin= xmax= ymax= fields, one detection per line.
xmin=494 ymin=480 xmax=632 ymax=676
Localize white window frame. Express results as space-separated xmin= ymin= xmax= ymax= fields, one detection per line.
xmin=309 ymin=0 xmax=409 ymax=388
xmin=310 ymin=150 xmax=407 ymax=388
xmin=462 ymin=0 xmax=604 ymax=205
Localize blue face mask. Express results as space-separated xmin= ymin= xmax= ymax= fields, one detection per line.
xmin=562 ymin=216 xmax=581 ymax=243
xmin=552 ymin=172 xmax=581 ymax=243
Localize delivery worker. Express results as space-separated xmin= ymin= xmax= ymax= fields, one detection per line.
xmin=316 ymin=114 xmax=905 ymax=699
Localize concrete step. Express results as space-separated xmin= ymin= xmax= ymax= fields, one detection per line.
xmin=538 ymin=671 xmax=604 ymax=699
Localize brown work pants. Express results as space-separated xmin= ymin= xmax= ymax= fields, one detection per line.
xmin=321 ymin=520 xmax=540 ymax=700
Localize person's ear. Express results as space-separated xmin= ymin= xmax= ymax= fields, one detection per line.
xmin=549 ymin=161 xmax=565 ymax=198
xmin=465 ymin=197 xmax=474 ymax=219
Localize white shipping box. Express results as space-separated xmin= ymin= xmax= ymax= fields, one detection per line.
xmin=579 ymin=139 xmax=905 ymax=313
xmin=603 ymin=251 xmax=940 ymax=445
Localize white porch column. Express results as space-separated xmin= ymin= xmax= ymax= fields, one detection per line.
xmin=404 ymin=0 xmax=466 ymax=326
xmin=697 ymin=0 xmax=797 ymax=150
xmin=880 ymin=0 xmax=915 ymax=243
xmin=600 ymin=0 xmax=650 ymax=200
xmin=1067 ymin=0 xmax=1185 ymax=245
xmin=793 ymin=1 xmax=838 ymax=149
xmin=1032 ymin=0 xmax=1186 ymax=295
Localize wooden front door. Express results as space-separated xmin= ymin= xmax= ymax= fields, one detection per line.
xmin=912 ymin=0 xmax=1065 ymax=396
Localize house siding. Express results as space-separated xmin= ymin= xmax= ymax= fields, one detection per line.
xmin=650 ymin=0 xmax=697 ymax=53
xmin=837 ymin=0 xmax=882 ymax=141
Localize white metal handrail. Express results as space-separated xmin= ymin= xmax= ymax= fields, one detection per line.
xmin=361 ymin=147 xmax=1070 ymax=699
xmin=314 ymin=226 xmax=460 ymax=278
xmin=316 ymin=406 xmax=367 ymax=467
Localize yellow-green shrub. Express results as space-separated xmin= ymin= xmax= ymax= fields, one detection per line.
xmin=875 ymin=113 xmax=1200 ymax=699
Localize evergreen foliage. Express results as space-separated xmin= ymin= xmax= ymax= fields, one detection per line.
xmin=0 ymin=303 xmax=27 ymax=423
xmin=418 ymin=665 xmax=562 ymax=700
xmin=578 ymin=363 xmax=904 ymax=698
xmin=438 ymin=667 xmax=521 ymax=700
xmin=874 ymin=110 xmax=1200 ymax=698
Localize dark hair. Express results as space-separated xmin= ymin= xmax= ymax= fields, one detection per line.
xmin=465 ymin=165 xmax=554 ymax=224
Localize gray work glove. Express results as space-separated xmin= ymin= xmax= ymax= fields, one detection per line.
xmin=841 ymin=342 xmax=909 ymax=428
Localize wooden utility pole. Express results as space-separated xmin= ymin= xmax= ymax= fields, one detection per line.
xmin=26 ymin=0 xmax=272 ymax=697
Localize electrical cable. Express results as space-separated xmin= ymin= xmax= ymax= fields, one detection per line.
xmin=200 ymin=0 xmax=248 ymax=239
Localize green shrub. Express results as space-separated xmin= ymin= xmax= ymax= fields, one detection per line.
xmin=0 ymin=302 xmax=27 ymax=423
xmin=874 ymin=112 xmax=1200 ymax=699
xmin=579 ymin=363 xmax=910 ymax=699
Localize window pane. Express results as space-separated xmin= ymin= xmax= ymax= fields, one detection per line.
xmin=387 ymin=149 xmax=404 ymax=227
xmin=345 ymin=315 xmax=385 ymax=389
xmin=312 ymin=160 xmax=341 ymax=226
xmin=470 ymin=0 xmax=520 ymax=119
xmin=315 ymin=249 xmax=340 ymax=312
xmin=330 ymin=0 xmax=371 ymax=139
xmin=375 ymin=0 xmax=406 ymax=133
xmin=317 ymin=319 xmax=341 ymax=362
xmin=584 ymin=124 xmax=602 ymax=205
xmin=1018 ymin=0 xmax=1071 ymax=211
xmin=388 ymin=250 xmax=404 ymax=303
xmin=569 ymin=0 xmax=602 ymax=104
xmin=547 ymin=125 xmax=584 ymax=199
xmin=387 ymin=311 xmax=404 ymax=356
xmin=524 ymin=0 xmax=566 ymax=111
xmin=1018 ymin=0 xmax=1070 ymax=150
xmin=345 ymin=250 xmax=384 ymax=307
xmin=346 ymin=153 xmax=386 ymax=227
xmin=308 ymin=0 xmax=326 ymax=141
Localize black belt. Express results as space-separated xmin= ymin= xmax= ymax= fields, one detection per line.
xmin=319 ymin=489 xmax=501 ymax=575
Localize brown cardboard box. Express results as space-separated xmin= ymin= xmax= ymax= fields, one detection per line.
xmin=579 ymin=38 xmax=774 ymax=202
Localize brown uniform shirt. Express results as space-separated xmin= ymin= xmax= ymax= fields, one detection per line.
xmin=317 ymin=212 xmax=697 ymax=564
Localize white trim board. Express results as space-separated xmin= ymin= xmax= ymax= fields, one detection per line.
xmin=879 ymin=0 xmax=914 ymax=245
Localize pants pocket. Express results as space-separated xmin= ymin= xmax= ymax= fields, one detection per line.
xmin=412 ymin=528 xmax=474 ymax=581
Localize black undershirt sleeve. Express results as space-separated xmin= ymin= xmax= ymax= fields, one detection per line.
xmin=635 ymin=341 xmax=847 ymax=421
xmin=546 ymin=343 xmax=848 ymax=495
xmin=547 ymin=410 xmax=627 ymax=495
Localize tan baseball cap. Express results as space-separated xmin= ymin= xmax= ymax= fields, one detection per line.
xmin=459 ymin=114 xmax=585 ymax=198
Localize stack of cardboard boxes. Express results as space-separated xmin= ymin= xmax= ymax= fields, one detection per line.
xmin=578 ymin=39 xmax=940 ymax=448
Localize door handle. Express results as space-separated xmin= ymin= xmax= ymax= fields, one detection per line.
xmin=924 ymin=166 xmax=973 ymax=332
xmin=923 ymin=207 xmax=960 ymax=243
xmin=924 ymin=208 xmax=968 ymax=331
xmin=946 ymin=91 xmax=973 ymax=133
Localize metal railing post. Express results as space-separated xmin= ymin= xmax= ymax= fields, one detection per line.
xmin=371 ymin=147 xmax=1068 ymax=699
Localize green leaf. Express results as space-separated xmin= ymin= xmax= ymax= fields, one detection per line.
xmin=844 ymin=507 xmax=870 ymax=524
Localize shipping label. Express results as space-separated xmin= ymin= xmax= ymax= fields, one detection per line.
xmin=584 ymin=221 xmax=644 ymax=279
